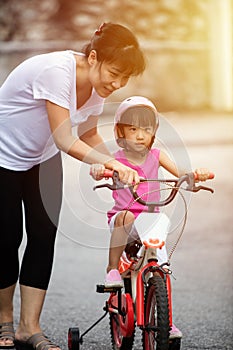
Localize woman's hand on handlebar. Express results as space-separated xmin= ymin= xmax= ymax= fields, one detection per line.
xmin=90 ymin=160 xmax=140 ymax=185
xmin=104 ymin=159 xmax=140 ymax=185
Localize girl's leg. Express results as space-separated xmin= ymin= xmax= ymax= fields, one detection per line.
xmin=107 ymin=211 xmax=135 ymax=272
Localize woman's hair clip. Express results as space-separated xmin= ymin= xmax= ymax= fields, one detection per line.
xmin=95 ymin=22 xmax=106 ymax=36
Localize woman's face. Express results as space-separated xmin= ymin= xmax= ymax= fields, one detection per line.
xmin=88 ymin=50 xmax=130 ymax=97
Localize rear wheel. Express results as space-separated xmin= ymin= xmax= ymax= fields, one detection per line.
xmin=143 ymin=273 xmax=170 ymax=350
xmin=109 ymin=293 xmax=135 ymax=349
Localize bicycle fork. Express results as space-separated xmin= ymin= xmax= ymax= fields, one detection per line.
xmin=135 ymin=261 xmax=173 ymax=328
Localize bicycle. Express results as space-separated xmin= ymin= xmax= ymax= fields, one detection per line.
xmin=68 ymin=170 xmax=214 ymax=350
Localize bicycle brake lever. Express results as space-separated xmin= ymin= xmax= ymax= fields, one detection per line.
xmin=93 ymin=183 xmax=116 ymax=191
xmin=93 ymin=181 xmax=130 ymax=191
xmin=93 ymin=170 xmax=124 ymax=191
xmin=185 ymin=173 xmax=214 ymax=194
xmin=191 ymin=185 xmax=214 ymax=193
xmin=93 ymin=177 xmax=130 ymax=191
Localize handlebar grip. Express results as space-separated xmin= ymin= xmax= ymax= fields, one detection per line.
xmin=103 ymin=169 xmax=114 ymax=178
xmin=194 ymin=172 xmax=215 ymax=180
xmin=89 ymin=168 xmax=114 ymax=178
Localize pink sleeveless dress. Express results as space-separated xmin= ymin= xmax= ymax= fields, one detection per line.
xmin=107 ymin=148 xmax=161 ymax=223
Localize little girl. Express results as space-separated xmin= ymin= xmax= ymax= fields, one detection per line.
xmin=91 ymin=95 xmax=211 ymax=338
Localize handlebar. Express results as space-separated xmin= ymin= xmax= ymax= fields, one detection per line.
xmin=92 ymin=170 xmax=214 ymax=208
xmin=96 ymin=170 xmax=215 ymax=182
xmin=193 ymin=172 xmax=215 ymax=181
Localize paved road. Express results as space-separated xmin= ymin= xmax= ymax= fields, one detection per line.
xmin=15 ymin=113 xmax=233 ymax=350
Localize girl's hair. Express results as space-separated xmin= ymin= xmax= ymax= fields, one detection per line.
xmin=118 ymin=106 xmax=158 ymax=132
xmin=82 ymin=22 xmax=145 ymax=76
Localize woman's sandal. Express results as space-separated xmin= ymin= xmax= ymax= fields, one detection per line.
xmin=0 ymin=322 xmax=15 ymax=349
xmin=15 ymin=333 xmax=59 ymax=350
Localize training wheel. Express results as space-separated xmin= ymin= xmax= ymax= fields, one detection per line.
xmin=169 ymin=337 xmax=181 ymax=350
xmin=68 ymin=327 xmax=80 ymax=350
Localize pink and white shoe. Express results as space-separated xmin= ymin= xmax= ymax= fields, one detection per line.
xmin=169 ymin=324 xmax=182 ymax=339
xmin=104 ymin=269 xmax=124 ymax=288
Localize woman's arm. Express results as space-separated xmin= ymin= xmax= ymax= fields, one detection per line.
xmin=46 ymin=101 xmax=140 ymax=183
xmin=46 ymin=101 xmax=107 ymax=163
xmin=77 ymin=115 xmax=111 ymax=155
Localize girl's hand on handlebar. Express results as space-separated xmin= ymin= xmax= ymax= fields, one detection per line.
xmin=104 ymin=159 xmax=140 ymax=185
xmin=195 ymin=168 xmax=212 ymax=182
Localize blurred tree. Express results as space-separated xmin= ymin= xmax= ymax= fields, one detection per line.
xmin=47 ymin=0 xmax=106 ymax=40
xmin=106 ymin=0 xmax=208 ymax=41
xmin=0 ymin=0 xmax=57 ymax=40
xmin=0 ymin=0 xmax=208 ymax=42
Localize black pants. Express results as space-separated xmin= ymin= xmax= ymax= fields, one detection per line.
xmin=0 ymin=153 xmax=63 ymax=290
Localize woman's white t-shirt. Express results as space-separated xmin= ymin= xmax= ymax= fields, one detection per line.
xmin=0 ymin=50 xmax=105 ymax=170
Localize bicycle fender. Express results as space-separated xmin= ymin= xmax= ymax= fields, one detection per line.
xmin=134 ymin=212 xmax=170 ymax=248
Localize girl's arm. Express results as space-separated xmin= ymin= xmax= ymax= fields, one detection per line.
xmin=159 ymin=150 xmax=183 ymax=177
xmin=46 ymin=101 xmax=140 ymax=184
xmin=159 ymin=150 xmax=210 ymax=181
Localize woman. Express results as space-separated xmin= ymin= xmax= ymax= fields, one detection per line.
xmin=0 ymin=23 xmax=145 ymax=350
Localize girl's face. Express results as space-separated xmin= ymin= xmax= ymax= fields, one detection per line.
xmin=121 ymin=125 xmax=154 ymax=153
xmin=88 ymin=51 xmax=130 ymax=97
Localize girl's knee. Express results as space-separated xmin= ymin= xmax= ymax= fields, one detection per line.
xmin=115 ymin=211 xmax=135 ymax=227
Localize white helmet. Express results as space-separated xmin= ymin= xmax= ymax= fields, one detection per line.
xmin=114 ymin=96 xmax=159 ymax=148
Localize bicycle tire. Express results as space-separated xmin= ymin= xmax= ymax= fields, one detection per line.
xmin=109 ymin=292 xmax=135 ymax=350
xmin=142 ymin=273 xmax=170 ymax=350
xmin=68 ymin=327 xmax=80 ymax=350
xmin=110 ymin=313 xmax=135 ymax=350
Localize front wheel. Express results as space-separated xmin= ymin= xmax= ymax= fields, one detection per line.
xmin=143 ymin=273 xmax=170 ymax=350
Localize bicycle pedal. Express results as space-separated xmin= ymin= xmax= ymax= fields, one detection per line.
xmin=96 ymin=284 xmax=122 ymax=293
